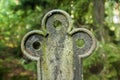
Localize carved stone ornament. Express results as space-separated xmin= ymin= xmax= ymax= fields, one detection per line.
xmin=21 ymin=9 xmax=96 ymax=80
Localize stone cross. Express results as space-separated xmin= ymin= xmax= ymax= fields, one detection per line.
xmin=21 ymin=9 xmax=96 ymax=80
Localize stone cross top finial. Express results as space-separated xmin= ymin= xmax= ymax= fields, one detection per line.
xmin=21 ymin=9 xmax=96 ymax=80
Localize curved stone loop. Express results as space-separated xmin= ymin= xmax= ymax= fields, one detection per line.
xmin=69 ymin=28 xmax=96 ymax=58
xmin=21 ymin=30 xmax=45 ymax=61
xmin=41 ymin=9 xmax=73 ymax=33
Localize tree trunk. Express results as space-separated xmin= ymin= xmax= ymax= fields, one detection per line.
xmin=93 ymin=0 xmax=108 ymax=42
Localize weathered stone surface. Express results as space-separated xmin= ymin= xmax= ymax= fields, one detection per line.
xmin=21 ymin=9 xmax=96 ymax=80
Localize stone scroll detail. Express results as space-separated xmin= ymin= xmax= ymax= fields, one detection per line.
xmin=21 ymin=10 xmax=96 ymax=80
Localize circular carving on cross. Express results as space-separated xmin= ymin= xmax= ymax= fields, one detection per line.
xmin=41 ymin=9 xmax=73 ymax=34
xmin=69 ymin=28 xmax=96 ymax=58
xmin=32 ymin=41 xmax=41 ymax=50
xmin=21 ymin=30 xmax=45 ymax=61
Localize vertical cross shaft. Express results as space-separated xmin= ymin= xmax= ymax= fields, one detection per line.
xmin=21 ymin=9 xmax=96 ymax=80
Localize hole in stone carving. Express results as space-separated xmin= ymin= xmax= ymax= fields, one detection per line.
xmin=32 ymin=41 xmax=41 ymax=50
xmin=53 ymin=20 xmax=62 ymax=30
xmin=76 ymin=39 xmax=85 ymax=48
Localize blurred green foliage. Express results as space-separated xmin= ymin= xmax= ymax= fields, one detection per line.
xmin=0 ymin=0 xmax=120 ymax=80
